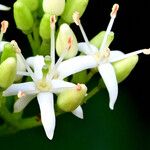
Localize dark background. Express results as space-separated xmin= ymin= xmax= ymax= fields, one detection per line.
xmin=0 ymin=0 xmax=150 ymax=149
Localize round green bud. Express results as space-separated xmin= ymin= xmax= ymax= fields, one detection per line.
xmin=0 ymin=57 xmax=17 ymax=90
xmin=56 ymin=23 xmax=78 ymax=59
xmin=43 ymin=0 xmax=65 ymax=16
xmin=113 ymin=55 xmax=139 ymax=83
xmin=39 ymin=13 xmax=51 ymax=40
xmin=90 ymin=31 xmax=114 ymax=49
xmin=61 ymin=0 xmax=89 ymax=24
xmin=18 ymin=0 xmax=39 ymax=11
xmin=13 ymin=1 xmax=34 ymax=33
xmin=57 ymin=84 xmax=87 ymax=112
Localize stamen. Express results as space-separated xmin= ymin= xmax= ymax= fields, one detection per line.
xmin=18 ymin=91 xmax=26 ymax=98
xmin=49 ymin=36 xmax=73 ymax=80
xmin=99 ymin=4 xmax=119 ymax=52
xmin=73 ymin=11 xmax=91 ymax=51
xmin=50 ymin=15 xmax=56 ymax=69
xmin=111 ymin=48 xmax=150 ymax=62
xmin=10 ymin=40 xmax=36 ymax=82
xmin=1 ymin=20 xmax=9 ymax=33
xmin=0 ymin=20 xmax=9 ymax=41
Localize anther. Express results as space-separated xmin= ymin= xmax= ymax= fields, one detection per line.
xmin=73 ymin=11 xmax=80 ymax=26
xmin=18 ymin=91 xmax=26 ymax=98
xmin=1 ymin=20 xmax=9 ymax=33
xmin=110 ymin=4 xmax=119 ymax=18
xmin=10 ymin=40 xmax=21 ymax=53
xmin=143 ymin=48 xmax=150 ymax=55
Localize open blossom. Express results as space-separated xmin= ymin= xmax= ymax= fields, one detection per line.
xmin=57 ymin=4 xmax=150 ymax=109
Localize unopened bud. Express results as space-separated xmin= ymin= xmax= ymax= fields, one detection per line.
xmin=0 ymin=57 xmax=17 ymax=90
xmin=90 ymin=31 xmax=114 ymax=49
xmin=113 ymin=55 xmax=139 ymax=83
xmin=57 ymin=84 xmax=87 ymax=112
xmin=43 ymin=0 xmax=65 ymax=16
xmin=39 ymin=13 xmax=51 ymax=40
xmin=18 ymin=0 xmax=39 ymax=11
xmin=13 ymin=1 xmax=34 ymax=33
xmin=56 ymin=23 xmax=78 ymax=59
xmin=61 ymin=0 xmax=89 ymax=24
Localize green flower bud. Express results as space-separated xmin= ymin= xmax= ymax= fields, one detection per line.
xmin=43 ymin=0 xmax=65 ymax=16
xmin=13 ymin=1 xmax=34 ymax=33
xmin=56 ymin=23 xmax=78 ymax=59
xmin=0 ymin=57 xmax=17 ymax=90
xmin=113 ymin=55 xmax=139 ymax=83
xmin=90 ymin=31 xmax=114 ymax=49
xmin=57 ymin=84 xmax=87 ymax=112
xmin=18 ymin=0 xmax=39 ymax=11
xmin=39 ymin=13 xmax=51 ymax=40
xmin=1 ymin=43 xmax=16 ymax=63
xmin=61 ymin=0 xmax=89 ymax=24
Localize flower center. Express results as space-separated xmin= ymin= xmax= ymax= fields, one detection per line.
xmin=36 ymin=80 xmax=51 ymax=92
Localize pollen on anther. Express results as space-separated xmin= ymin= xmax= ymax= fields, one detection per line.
xmin=110 ymin=4 xmax=119 ymax=18
xmin=73 ymin=11 xmax=80 ymax=26
xmin=18 ymin=91 xmax=26 ymax=98
xmin=1 ymin=20 xmax=9 ymax=33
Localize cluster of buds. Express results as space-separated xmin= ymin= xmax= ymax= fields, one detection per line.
xmin=0 ymin=0 xmax=149 ymax=141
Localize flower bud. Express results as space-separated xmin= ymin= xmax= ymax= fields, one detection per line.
xmin=18 ymin=0 xmax=39 ymax=11
xmin=13 ymin=1 xmax=34 ymax=33
xmin=56 ymin=23 xmax=78 ymax=59
xmin=39 ymin=13 xmax=51 ymax=40
xmin=57 ymin=84 xmax=87 ymax=112
xmin=43 ymin=0 xmax=65 ymax=16
xmin=113 ymin=55 xmax=139 ymax=83
xmin=0 ymin=57 xmax=17 ymax=90
xmin=1 ymin=43 xmax=16 ymax=62
xmin=90 ymin=31 xmax=114 ymax=49
xmin=61 ymin=0 xmax=89 ymax=24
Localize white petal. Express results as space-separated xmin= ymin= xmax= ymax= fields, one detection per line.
xmin=0 ymin=41 xmax=8 ymax=52
xmin=26 ymin=56 xmax=45 ymax=80
xmin=72 ymin=106 xmax=83 ymax=119
xmin=51 ymin=79 xmax=76 ymax=93
xmin=109 ymin=50 xmax=125 ymax=62
xmin=14 ymin=95 xmax=36 ymax=112
xmin=78 ymin=42 xmax=98 ymax=55
xmin=3 ymin=82 xmax=36 ymax=96
xmin=0 ymin=4 xmax=10 ymax=11
xmin=57 ymin=55 xmax=97 ymax=79
xmin=98 ymin=63 xmax=118 ymax=110
xmin=37 ymin=92 xmax=55 ymax=140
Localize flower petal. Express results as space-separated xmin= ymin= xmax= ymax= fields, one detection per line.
xmin=78 ymin=42 xmax=98 ymax=55
xmin=72 ymin=105 xmax=83 ymax=119
xmin=26 ymin=56 xmax=44 ymax=80
xmin=57 ymin=55 xmax=97 ymax=79
xmin=14 ymin=95 xmax=36 ymax=112
xmin=98 ymin=63 xmax=118 ymax=109
xmin=37 ymin=92 xmax=55 ymax=140
xmin=0 ymin=4 xmax=10 ymax=11
xmin=109 ymin=50 xmax=125 ymax=62
xmin=51 ymin=79 xmax=76 ymax=93
xmin=3 ymin=82 xmax=36 ymax=96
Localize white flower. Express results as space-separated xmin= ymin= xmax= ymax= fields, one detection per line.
xmin=3 ymin=55 xmax=84 ymax=140
xmin=0 ymin=4 xmax=10 ymax=11
xmin=57 ymin=4 xmax=150 ymax=109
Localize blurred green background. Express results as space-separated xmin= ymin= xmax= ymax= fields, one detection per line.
xmin=0 ymin=0 xmax=150 ymax=149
